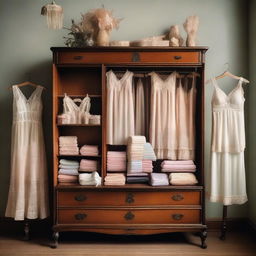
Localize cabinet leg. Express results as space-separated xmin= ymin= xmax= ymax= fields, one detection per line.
xmin=200 ymin=229 xmax=207 ymax=249
xmin=51 ymin=232 xmax=59 ymax=249
xmin=23 ymin=221 xmax=30 ymax=241
xmin=220 ymin=205 xmax=228 ymax=240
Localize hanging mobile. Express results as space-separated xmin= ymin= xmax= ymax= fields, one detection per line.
xmin=41 ymin=1 xmax=64 ymax=29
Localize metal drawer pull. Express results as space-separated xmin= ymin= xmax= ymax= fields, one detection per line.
xmin=124 ymin=211 xmax=135 ymax=220
xmin=132 ymin=52 xmax=140 ymax=62
xmin=172 ymin=194 xmax=184 ymax=201
xmin=75 ymin=213 xmax=87 ymax=220
xmin=172 ymin=214 xmax=184 ymax=220
xmin=73 ymin=55 xmax=83 ymax=60
xmin=74 ymin=194 xmax=87 ymax=201
xmin=126 ymin=193 xmax=134 ymax=204
xmin=174 ymin=55 xmax=182 ymax=60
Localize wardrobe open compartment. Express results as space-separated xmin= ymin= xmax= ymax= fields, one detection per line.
xmin=51 ymin=47 xmax=208 ymax=249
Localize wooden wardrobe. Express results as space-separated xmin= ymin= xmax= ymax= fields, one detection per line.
xmin=51 ymin=46 xmax=208 ymax=248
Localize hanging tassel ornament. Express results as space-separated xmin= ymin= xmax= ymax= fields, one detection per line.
xmin=41 ymin=1 xmax=63 ymax=29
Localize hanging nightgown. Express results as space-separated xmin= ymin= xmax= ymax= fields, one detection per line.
xmin=106 ymin=70 xmax=135 ymax=145
xmin=176 ymin=74 xmax=196 ymax=160
xmin=209 ymin=77 xmax=248 ymax=205
xmin=149 ymin=72 xmax=177 ymax=159
xmin=135 ymin=78 xmax=145 ymax=136
xmin=5 ymin=85 xmax=49 ymax=220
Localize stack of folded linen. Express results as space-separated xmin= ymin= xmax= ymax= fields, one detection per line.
xmin=80 ymin=145 xmax=99 ymax=156
xmin=59 ymin=136 xmax=79 ymax=155
xmin=126 ymin=175 xmax=149 ymax=184
xmin=79 ymin=159 xmax=98 ymax=172
xmin=104 ymin=173 xmax=126 ymax=186
xmin=79 ymin=171 xmax=101 ymax=186
xmin=142 ymin=160 xmax=153 ymax=173
xmin=58 ymin=159 xmax=79 ymax=183
xmin=169 ymin=173 xmax=198 ymax=185
xmin=161 ymin=160 xmax=196 ymax=172
xmin=107 ymin=151 xmax=126 ymax=172
xmin=144 ymin=143 xmax=157 ymax=161
xmin=150 ymin=173 xmax=169 ymax=186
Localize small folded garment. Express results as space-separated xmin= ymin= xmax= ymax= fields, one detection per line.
xmin=107 ymin=151 xmax=127 ymax=172
xmin=59 ymin=159 xmax=79 ymax=167
xmin=127 ymin=160 xmax=143 ymax=173
xmin=80 ymin=145 xmax=99 ymax=156
xmin=58 ymin=174 xmax=78 ymax=183
xmin=143 ymin=143 xmax=157 ymax=161
xmin=89 ymin=115 xmax=101 ymax=125
xmin=161 ymin=160 xmax=196 ymax=172
xmin=59 ymin=136 xmax=79 ymax=155
xmin=79 ymin=159 xmax=98 ymax=172
xmin=104 ymin=173 xmax=126 ymax=186
xmin=142 ymin=160 xmax=153 ymax=173
xmin=169 ymin=173 xmax=198 ymax=185
xmin=150 ymin=173 xmax=169 ymax=186
xmin=126 ymin=175 xmax=149 ymax=184
xmin=126 ymin=172 xmax=148 ymax=177
xmin=79 ymin=171 xmax=102 ymax=186
xmin=59 ymin=169 xmax=79 ymax=176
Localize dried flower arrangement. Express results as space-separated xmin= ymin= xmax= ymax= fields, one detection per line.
xmin=64 ymin=8 xmax=122 ymax=47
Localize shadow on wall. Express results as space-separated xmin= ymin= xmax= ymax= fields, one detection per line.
xmin=0 ymin=60 xmax=53 ymax=217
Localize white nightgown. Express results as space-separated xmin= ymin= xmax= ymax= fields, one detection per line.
xmin=209 ymin=77 xmax=248 ymax=205
xmin=5 ymin=85 xmax=49 ymax=220
xmin=106 ymin=70 xmax=135 ymax=145
xmin=149 ymin=72 xmax=177 ymax=159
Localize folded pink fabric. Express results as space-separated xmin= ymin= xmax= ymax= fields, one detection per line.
xmin=58 ymin=174 xmax=78 ymax=183
xmin=107 ymin=151 xmax=127 ymax=172
xmin=162 ymin=165 xmax=196 ymax=170
xmin=161 ymin=160 xmax=194 ymax=167
xmin=79 ymin=159 xmax=98 ymax=172
xmin=80 ymin=145 xmax=99 ymax=156
xmin=162 ymin=169 xmax=196 ymax=173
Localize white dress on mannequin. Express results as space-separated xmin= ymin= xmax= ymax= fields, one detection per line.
xmin=209 ymin=77 xmax=247 ymax=205
xmin=5 ymin=85 xmax=49 ymax=220
xmin=149 ymin=72 xmax=177 ymax=159
xmin=106 ymin=70 xmax=135 ymax=145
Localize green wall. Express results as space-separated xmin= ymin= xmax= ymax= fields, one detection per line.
xmin=248 ymin=0 xmax=256 ymax=226
xmin=0 ymin=0 xmax=249 ymax=219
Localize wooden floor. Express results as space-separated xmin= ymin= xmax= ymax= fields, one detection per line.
xmin=0 ymin=231 xmax=255 ymax=256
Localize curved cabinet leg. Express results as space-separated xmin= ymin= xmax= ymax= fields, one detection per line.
xmin=51 ymin=232 xmax=59 ymax=249
xmin=200 ymin=229 xmax=207 ymax=249
xmin=23 ymin=221 xmax=30 ymax=241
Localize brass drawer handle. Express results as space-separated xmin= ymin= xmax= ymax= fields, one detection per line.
xmin=174 ymin=55 xmax=182 ymax=60
xmin=75 ymin=213 xmax=87 ymax=220
xmin=124 ymin=211 xmax=135 ymax=220
xmin=172 ymin=214 xmax=184 ymax=220
xmin=172 ymin=194 xmax=184 ymax=201
xmin=74 ymin=194 xmax=87 ymax=202
xmin=126 ymin=193 xmax=134 ymax=204
xmin=73 ymin=55 xmax=83 ymax=60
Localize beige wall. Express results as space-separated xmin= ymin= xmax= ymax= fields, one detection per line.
xmin=0 ymin=0 xmax=249 ymax=219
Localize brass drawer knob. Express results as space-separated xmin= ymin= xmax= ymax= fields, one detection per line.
xmin=124 ymin=211 xmax=135 ymax=220
xmin=126 ymin=193 xmax=135 ymax=204
xmin=171 ymin=194 xmax=184 ymax=201
xmin=75 ymin=213 xmax=87 ymax=220
xmin=174 ymin=55 xmax=182 ymax=60
xmin=73 ymin=55 xmax=83 ymax=60
xmin=172 ymin=214 xmax=184 ymax=220
xmin=74 ymin=194 xmax=87 ymax=202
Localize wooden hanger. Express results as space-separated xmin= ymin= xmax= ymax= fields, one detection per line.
xmin=9 ymin=81 xmax=46 ymax=90
xmin=206 ymin=63 xmax=249 ymax=84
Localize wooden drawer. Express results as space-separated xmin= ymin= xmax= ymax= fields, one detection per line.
xmin=57 ymin=51 xmax=200 ymax=64
xmin=58 ymin=209 xmax=200 ymax=224
xmin=58 ymin=191 xmax=200 ymax=207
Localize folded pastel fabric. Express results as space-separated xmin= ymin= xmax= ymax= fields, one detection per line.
xmin=150 ymin=173 xmax=169 ymax=186
xmin=59 ymin=169 xmax=79 ymax=176
xmin=79 ymin=172 xmax=101 ymax=186
xmin=161 ymin=160 xmax=196 ymax=173
xmin=59 ymin=159 xmax=79 ymax=166
xmin=143 ymin=143 xmax=157 ymax=161
xmin=161 ymin=160 xmax=194 ymax=166
xmin=104 ymin=173 xmax=126 ymax=186
xmin=80 ymin=145 xmax=99 ymax=156
xmin=59 ymin=136 xmax=79 ymax=155
xmin=79 ymin=159 xmax=98 ymax=172
xmin=169 ymin=173 xmax=198 ymax=185
xmin=107 ymin=151 xmax=127 ymax=172
xmin=58 ymin=174 xmax=78 ymax=183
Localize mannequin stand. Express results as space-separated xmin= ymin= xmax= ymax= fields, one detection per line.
xmin=23 ymin=221 xmax=30 ymax=241
xmin=220 ymin=205 xmax=227 ymax=240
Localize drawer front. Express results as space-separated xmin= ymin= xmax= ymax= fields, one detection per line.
xmin=58 ymin=191 xmax=200 ymax=207
xmin=58 ymin=209 xmax=200 ymax=224
xmin=57 ymin=51 xmax=200 ymax=64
